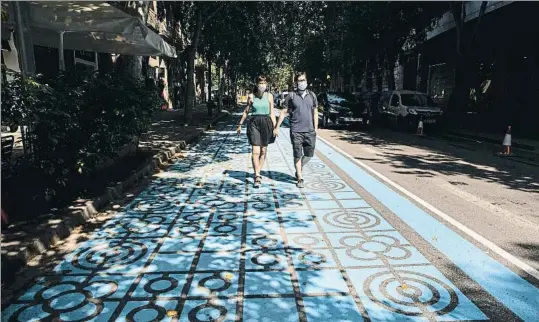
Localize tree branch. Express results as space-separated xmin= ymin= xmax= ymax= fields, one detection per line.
xmin=450 ymin=2 xmax=463 ymax=57
xmin=192 ymin=9 xmax=203 ymax=50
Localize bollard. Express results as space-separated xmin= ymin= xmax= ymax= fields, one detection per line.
xmin=416 ymin=117 xmax=424 ymax=136
xmin=502 ymin=125 xmax=512 ymax=156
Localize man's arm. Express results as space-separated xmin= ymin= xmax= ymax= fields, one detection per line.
xmin=313 ymin=108 xmax=318 ymax=133
xmin=312 ymin=93 xmax=319 ymax=133
xmin=275 ymin=95 xmax=291 ymax=129
xmin=274 ymin=108 xmax=287 ymax=136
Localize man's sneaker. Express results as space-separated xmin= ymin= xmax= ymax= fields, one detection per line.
xmin=297 ymin=179 xmax=305 ymax=189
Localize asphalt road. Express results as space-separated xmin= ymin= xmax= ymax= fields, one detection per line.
xmin=318 ymin=125 xmax=539 ymax=274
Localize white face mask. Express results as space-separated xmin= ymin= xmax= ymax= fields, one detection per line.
xmin=257 ymin=85 xmax=267 ymax=93
xmin=297 ymin=80 xmax=307 ymax=91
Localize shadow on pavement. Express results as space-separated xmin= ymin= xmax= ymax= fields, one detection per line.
xmin=1 ymin=114 xmax=336 ymax=322
xmin=332 ymin=128 xmax=539 ymax=194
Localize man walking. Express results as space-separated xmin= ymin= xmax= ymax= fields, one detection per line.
xmin=274 ymin=72 xmax=318 ymax=188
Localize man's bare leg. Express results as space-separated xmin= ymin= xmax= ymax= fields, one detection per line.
xmin=295 ymin=157 xmax=304 ymax=188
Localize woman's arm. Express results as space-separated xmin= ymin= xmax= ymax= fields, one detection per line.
xmin=268 ymin=93 xmax=276 ymax=127
xmin=237 ymin=95 xmax=252 ymax=133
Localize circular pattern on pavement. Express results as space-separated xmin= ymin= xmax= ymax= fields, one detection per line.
xmin=364 ymin=270 xmax=459 ymax=316
xmin=71 ymin=241 xmax=148 ymax=271
xmin=188 ymin=303 xmax=228 ymax=322
xmin=305 ymin=180 xmax=347 ymax=191
xmin=144 ymin=276 xmax=178 ymax=295
xmin=323 ymin=210 xmax=381 ymax=230
xmin=252 ymin=236 xmax=279 ymax=248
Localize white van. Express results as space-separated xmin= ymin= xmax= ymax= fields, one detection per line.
xmin=380 ymin=90 xmax=443 ymax=130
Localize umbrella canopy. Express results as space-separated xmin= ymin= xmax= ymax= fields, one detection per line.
xmin=27 ymin=1 xmax=176 ymax=57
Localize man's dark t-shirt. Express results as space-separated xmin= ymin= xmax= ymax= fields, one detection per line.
xmin=285 ymin=90 xmax=318 ymax=133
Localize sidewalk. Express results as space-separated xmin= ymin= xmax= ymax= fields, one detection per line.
xmin=447 ymin=129 xmax=539 ymax=151
xmin=444 ymin=129 xmax=539 ymax=161
xmin=139 ymin=105 xmax=224 ymax=152
xmin=3 ymin=114 xmax=537 ymax=320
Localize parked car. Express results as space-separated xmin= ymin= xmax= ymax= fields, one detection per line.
xmin=317 ymin=92 xmax=369 ymax=128
xmin=354 ymin=91 xmax=382 ymax=126
xmin=379 ymin=90 xmax=443 ymax=131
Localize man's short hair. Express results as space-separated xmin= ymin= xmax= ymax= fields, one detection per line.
xmin=295 ymin=72 xmax=307 ymax=82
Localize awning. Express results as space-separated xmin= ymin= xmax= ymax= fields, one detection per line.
xmin=26 ymin=1 xmax=176 ymax=57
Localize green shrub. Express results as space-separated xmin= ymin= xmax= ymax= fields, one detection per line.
xmin=1 ymin=66 xmax=162 ymax=205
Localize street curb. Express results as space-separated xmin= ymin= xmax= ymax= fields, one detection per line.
xmin=446 ymin=130 xmax=538 ymax=151
xmin=0 ymin=111 xmax=231 ymax=288
xmin=443 ymin=132 xmax=539 ymax=161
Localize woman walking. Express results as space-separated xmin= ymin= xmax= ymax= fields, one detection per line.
xmin=237 ymin=75 xmax=276 ymax=188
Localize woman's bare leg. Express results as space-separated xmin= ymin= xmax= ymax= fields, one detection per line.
xmin=259 ymin=146 xmax=268 ymax=174
xmin=252 ymin=145 xmax=262 ymax=178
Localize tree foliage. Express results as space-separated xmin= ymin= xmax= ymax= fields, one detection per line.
xmin=315 ymin=2 xmax=448 ymax=90
xmin=1 ymin=66 xmax=161 ymax=202
xmin=169 ymin=1 xmax=450 ymax=114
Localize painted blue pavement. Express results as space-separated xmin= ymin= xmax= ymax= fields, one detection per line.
xmin=315 ymin=137 xmax=539 ymax=322
xmin=2 ymin=121 xmax=537 ymax=321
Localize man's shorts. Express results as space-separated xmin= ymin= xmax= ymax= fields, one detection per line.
xmin=290 ymin=131 xmax=316 ymax=159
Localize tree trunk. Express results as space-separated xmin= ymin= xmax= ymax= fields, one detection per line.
xmin=185 ymin=48 xmax=196 ymax=125
xmin=218 ymin=65 xmax=223 ymax=112
xmin=449 ymin=56 xmax=471 ymax=120
xmin=118 ymin=55 xmax=143 ymax=79
xmin=448 ymin=1 xmax=488 ymax=125
xmin=227 ymin=74 xmax=231 ymax=106
xmin=375 ymin=55 xmax=384 ymax=91
xmin=386 ymin=54 xmax=396 ymax=91
xmin=177 ymin=53 xmax=186 ymax=111
xmin=366 ymin=59 xmax=374 ymax=91
xmin=184 ymin=9 xmax=203 ymax=125
xmin=199 ymin=66 xmax=206 ymax=104
xmin=233 ymin=70 xmax=237 ymax=107
xmin=207 ymin=56 xmax=213 ymax=118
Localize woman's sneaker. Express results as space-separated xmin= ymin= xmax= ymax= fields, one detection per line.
xmin=297 ymin=179 xmax=305 ymax=188
xmin=254 ymin=176 xmax=261 ymax=188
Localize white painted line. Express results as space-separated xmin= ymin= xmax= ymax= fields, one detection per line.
xmin=317 ymin=135 xmax=539 ymax=281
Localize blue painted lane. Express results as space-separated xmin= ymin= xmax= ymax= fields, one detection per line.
xmin=316 ymin=135 xmax=539 ymax=322
xmin=2 ymin=121 xmax=538 ymax=321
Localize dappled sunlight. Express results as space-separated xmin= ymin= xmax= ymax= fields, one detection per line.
xmin=332 ymin=128 xmax=539 ymax=193
xmin=3 ymin=116 xmax=524 ymax=321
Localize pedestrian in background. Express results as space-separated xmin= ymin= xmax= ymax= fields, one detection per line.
xmin=274 ymin=72 xmax=318 ymax=188
xmin=237 ymin=75 xmax=277 ymax=188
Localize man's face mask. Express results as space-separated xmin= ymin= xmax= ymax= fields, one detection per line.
xmin=297 ymin=80 xmax=307 ymax=91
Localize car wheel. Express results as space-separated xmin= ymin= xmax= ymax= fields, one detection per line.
xmin=396 ymin=116 xmax=405 ymax=131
